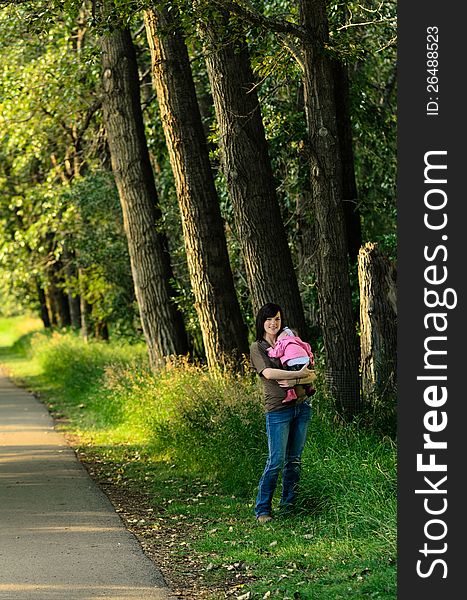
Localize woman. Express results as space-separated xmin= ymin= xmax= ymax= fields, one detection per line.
xmin=250 ymin=303 xmax=316 ymax=523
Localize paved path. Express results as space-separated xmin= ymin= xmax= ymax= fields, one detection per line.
xmin=0 ymin=371 xmax=175 ymax=600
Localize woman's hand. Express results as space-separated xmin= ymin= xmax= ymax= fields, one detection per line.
xmin=262 ymin=366 xmax=316 ymax=385
xmin=297 ymin=365 xmax=314 ymax=378
xmin=277 ymin=366 xmax=316 ymax=387
xmin=294 ymin=366 xmax=317 ymax=386
xmin=298 ymin=372 xmax=317 ymax=385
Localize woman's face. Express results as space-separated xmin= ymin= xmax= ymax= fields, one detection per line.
xmin=263 ymin=311 xmax=281 ymax=338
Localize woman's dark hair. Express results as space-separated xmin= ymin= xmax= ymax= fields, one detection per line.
xmin=255 ymin=303 xmax=284 ymax=341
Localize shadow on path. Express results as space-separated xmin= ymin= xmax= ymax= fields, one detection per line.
xmin=0 ymin=370 xmax=175 ymax=600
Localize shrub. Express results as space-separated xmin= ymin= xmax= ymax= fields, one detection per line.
xmin=103 ymin=358 xmax=266 ymax=494
xmin=299 ymin=418 xmax=396 ymax=546
xmin=21 ymin=330 xmax=397 ymax=526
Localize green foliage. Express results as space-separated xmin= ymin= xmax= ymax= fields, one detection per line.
xmin=0 ymin=314 xmax=42 ymax=345
xmin=15 ymin=327 xmax=396 ymax=517
xmin=0 ymin=4 xmax=135 ymax=328
xmin=0 ymin=0 xmax=397 ymax=366
xmin=23 ymin=327 xmax=264 ymax=489
xmin=301 ymin=419 xmax=396 ymax=541
xmin=1 ymin=319 xmax=396 ymax=599
xmin=0 ymin=4 xmax=112 ymax=320
xmin=328 ymin=1 xmax=397 ymax=241
xmin=105 ymin=358 xmax=265 ymax=492
xmin=61 ymin=172 xmax=138 ymax=332
xmin=29 ymin=329 xmax=147 ymax=425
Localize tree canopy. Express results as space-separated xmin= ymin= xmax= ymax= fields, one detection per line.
xmin=0 ymin=0 xmax=396 ymax=410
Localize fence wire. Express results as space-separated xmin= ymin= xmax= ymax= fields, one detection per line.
xmin=324 ymin=370 xmax=363 ymax=420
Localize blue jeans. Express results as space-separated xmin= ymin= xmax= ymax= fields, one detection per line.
xmin=255 ymin=401 xmax=311 ymax=517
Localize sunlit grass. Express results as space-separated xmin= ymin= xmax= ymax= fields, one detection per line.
xmin=0 ymin=316 xmax=397 ymax=599
xmin=0 ymin=314 xmax=43 ymax=347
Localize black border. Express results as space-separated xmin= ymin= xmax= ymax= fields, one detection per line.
xmin=398 ymin=3 xmax=465 ymax=597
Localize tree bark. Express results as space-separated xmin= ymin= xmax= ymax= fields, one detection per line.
xmin=199 ymin=13 xmax=308 ymax=336
xmin=144 ymin=7 xmax=249 ymax=369
xmin=299 ymin=0 xmax=360 ymax=417
xmin=36 ymin=282 xmax=51 ymax=328
xmin=79 ymin=268 xmax=92 ymax=342
xmin=358 ymin=242 xmax=396 ymax=402
xmin=67 ymin=291 xmax=81 ymax=330
xmin=48 ymin=261 xmax=71 ymax=328
xmin=57 ymin=290 xmax=71 ymax=328
xmin=100 ymin=25 xmax=189 ymax=368
xmin=333 ymin=61 xmax=362 ymax=264
xmin=94 ymin=320 xmax=110 ymax=341
xmin=45 ymin=286 xmax=58 ymax=327
xmin=63 ymin=248 xmax=81 ymax=329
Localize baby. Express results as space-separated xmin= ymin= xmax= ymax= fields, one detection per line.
xmin=267 ymin=327 xmax=316 ymax=403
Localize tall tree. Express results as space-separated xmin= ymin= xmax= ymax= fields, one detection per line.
xmin=198 ymin=9 xmax=308 ymax=336
xmin=299 ymin=0 xmax=360 ymax=415
xmin=36 ymin=281 xmax=51 ymax=328
xmin=144 ymin=6 xmax=249 ymax=369
xmin=333 ymin=61 xmax=362 ymax=264
xmin=206 ymin=0 xmax=361 ymax=412
xmin=100 ymin=22 xmax=189 ymax=366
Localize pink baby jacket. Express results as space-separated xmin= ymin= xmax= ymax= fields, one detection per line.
xmin=267 ymin=335 xmax=314 ymax=365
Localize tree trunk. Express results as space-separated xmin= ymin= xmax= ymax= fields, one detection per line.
xmin=300 ymin=0 xmax=360 ymax=417
xmin=63 ymin=248 xmax=81 ymax=329
xmin=333 ymin=62 xmax=362 ymax=264
xmin=100 ymin=25 xmax=189 ymax=368
xmin=36 ymin=282 xmax=51 ymax=328
xmin=79 ymin=270 xmax=92 ymax=342
xmin=45 ymin=286 xmax=58 ymax=327
xmin=95 ymin=320 xmax=110 ymax=341
xmin=358 ymin=242 xmax=397 ymax=401
xmin=199 ymin=13 xmax=308 ymax=336
xmin=67 ymin=292 xmax=81 ymax=330
xmin=57 ymin=289 xmax=71 ymax=327
xmin=68 ymin=293 xmax=81 ymax=329
xmin=295 ymin=85 xmax=319 ymax=326
xmin=49 ymin=261 xmax=71 ymax=328
xmin=144 ymin=7 xmax=249 ymax=369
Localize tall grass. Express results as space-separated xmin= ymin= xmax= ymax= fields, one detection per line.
xmin=11 ymin=328 xmax=396 ymax=535
xmin=301 ymin=421 xmax=396 ymax=547
xmin=103 ymin=358 xmax=266 ymax=493
xmin=1 ymin=322 xmax=397 ymax=598
xmin=0 ymin=314 xmax=43 ymax=348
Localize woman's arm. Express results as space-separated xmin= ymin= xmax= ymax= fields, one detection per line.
xmin=293 ymin=372 xmax=317 ymax=385
xmin=262 ymin=367 xmax=298 ymax=380
xmin=262 ymin=364 xmax=313 ymax=382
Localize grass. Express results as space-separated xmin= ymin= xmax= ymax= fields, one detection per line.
xmin=0 ymin=316 xmax=397 ymax=599
xmin=0 ymin=313 xmax=43 ymax=348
